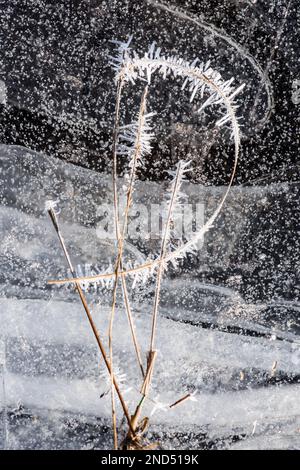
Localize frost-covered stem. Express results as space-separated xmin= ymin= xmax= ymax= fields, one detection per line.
xmin=121 ymin=272 xmax=145 ymax=377
xmin=112 ymin=81 xmax=146 ymax=371
xmin=110 ymin=86 xmax=151 ymax=440
xmin=169 ymin=393 xmax=192 ymax=409
xmin=109 ymin=80 xmax=150 ymax=444
xmin=109 ymin=77 xmax=124 ymax=450
xmin=112 ymin=78 xmax=124 ymax=243
xmin=129 ymin=164 xmax=184 ymax=431
xmin=118 ymin=87 xmax=150 ymax=378
xmin=49 ymin=52 xmax=242 ymax=289
xmin=109 ymin=86 xmax=149 ymax=390
xmin=122 ymin=86 xmax=149 ymax=239
xmin=149 ymin=162 xmax=184 ymax=353
xmin=119 ymin=269 xmax=144 ymax=377
xmin=128 ymin=350 xmax=157 ymax=438
xmin=47 ymin=208 xmax=134 ymax=436
xmin=136 ymin=165 xmax=184 ymax=420
xmin=48 ymin=98 xmax=239 ymax=288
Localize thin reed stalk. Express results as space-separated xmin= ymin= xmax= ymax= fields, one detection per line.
xmin=149 ymin=162 xmax=185 ymax=353
xmin=109 ymin=85 xmax=150 ymax=442
xmin=47 ymin=207 xmax=134 ymax=436
xmin=110 ymin=79 xmax=145 ymax=380
xmin=109 ymin=77 xmax=124 ymax=449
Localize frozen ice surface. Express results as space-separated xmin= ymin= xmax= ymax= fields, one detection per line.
xmin=0 ymin=0 xmax=299 ymax=451
xmin=0 ymin=144 xmax=299 ymax=449
xmin=1 ymin=296 xmax=300 ymax=450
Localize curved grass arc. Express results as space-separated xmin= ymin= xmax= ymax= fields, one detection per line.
xmin=48 ymin=53 xmax=241 ymax=287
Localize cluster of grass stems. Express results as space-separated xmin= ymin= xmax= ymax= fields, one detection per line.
xmin=47 ymin=38 xmax=242 ymax=450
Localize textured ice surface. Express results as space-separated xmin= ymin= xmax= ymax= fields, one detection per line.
xmin=0 ymin=144 xmax=299 ymax=449
xmin=0 ymin=0 xmax=299 ymax=451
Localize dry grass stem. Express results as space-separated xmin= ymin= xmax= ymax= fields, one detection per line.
xmin=47 ymin=207 xmax=134 ymax=435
